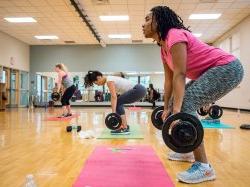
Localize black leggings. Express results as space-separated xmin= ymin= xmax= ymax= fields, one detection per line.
xmin=61 ymin=85 xmax=76 ymax=106
xmin=116 ymin=84 xmax=147 ymax=115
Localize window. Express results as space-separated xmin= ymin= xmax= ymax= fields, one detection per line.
xmin=128 ymin=76 xmax=139 ymax=85
xmin=140 ymin=76 xmax=150 ymax=88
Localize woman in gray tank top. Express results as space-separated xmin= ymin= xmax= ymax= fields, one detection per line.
xmin=84 ymin=71 xmax=146 ymax=135
xmin=55 ymin=64 xmax=76 ymax=117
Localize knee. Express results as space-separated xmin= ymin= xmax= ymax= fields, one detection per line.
xmin=116 ymin=104 xmax=125 ymax=115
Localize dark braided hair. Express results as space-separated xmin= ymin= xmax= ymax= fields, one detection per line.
xmin=151 ymin=6 xmax=190 ymax=42
xmin=84 ymin=71 xmax=103 ymax=88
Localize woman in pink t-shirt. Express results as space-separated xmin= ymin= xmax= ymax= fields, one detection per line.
xmin=143 ymin=6 xmax=244 ymax=184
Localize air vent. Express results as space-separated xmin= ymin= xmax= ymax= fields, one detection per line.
xmin=92 ymin=0 xmax=109 ymax=5
xmin=132 ymin=39 xmax=143 ymax=43
xmin=64 ymin=41 xmax=76 ymax=44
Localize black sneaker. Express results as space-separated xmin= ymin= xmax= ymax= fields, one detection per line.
xmin=58 ymin=114 xmax=66 ymax=118
xmin=64 ymin=113 xmax=72 ymax=117
xmin=110 ymin=128 xmax=130 ymax=135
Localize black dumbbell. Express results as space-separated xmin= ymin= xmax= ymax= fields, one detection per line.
xmin=151 ymin=106 xmax=171 ymax=130
xmin=208 ymin=105 xmax=223 ymax=119
xmin=51 ymin=92 xmax=61 ymax=102
xmin=162 ymin=113 xmax=204 ymax=153
xmin=197 ymin=107 xmax=208 ymax=116
xmin=66 ymin=125 xmax=81 ymax=132
xmin=105 ymin=113 xmax=122 ymax=130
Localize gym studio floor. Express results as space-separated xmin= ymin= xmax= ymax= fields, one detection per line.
xmin=0 ymin=107 xmax=250 ymax=187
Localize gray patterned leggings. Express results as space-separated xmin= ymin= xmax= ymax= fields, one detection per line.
xmin=174 ymin=59 xmax=244 ymax=115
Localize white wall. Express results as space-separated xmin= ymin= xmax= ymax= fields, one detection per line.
xmin=0 ymin=31 xmax=29 ymax=71
xmin=213 ymin=15 xmax=250 ymax=110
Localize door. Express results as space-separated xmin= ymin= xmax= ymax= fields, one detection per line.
xmin=20 ymin=71 xmax=29 ymax=107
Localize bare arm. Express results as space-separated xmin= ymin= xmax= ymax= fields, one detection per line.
xmin=170 ymin=42 xmax=187 ymax=114
xmin=163 ymin=62 xmax=173 ymax=110
xmin=57 ymin=74 xmax=62 ymax=93
xmin=107 ymin=81 xmax=117 ymax=113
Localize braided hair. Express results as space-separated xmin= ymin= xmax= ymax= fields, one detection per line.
xmin=151 ymin=6 xmax=190 ymax=42
xmin=84 ymin=71 xmax=102 ymax=88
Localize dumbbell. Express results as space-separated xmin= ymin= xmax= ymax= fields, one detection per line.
xmin=151 ymin=107 xmax=204 ymax=153
xmin=197 ymin=105 xmax=223 ymax=119
xmin=66 ymin=125 xmax=81 ymax=132
xmin=162 ymin=113 xmax=204 ymax=153
xmin=151 ymin=106 xmax=165 ymax=130
xmin=105 ymin=113 xmax=122 ymax=130
xmin=51 ymin=92 xmax=61 ymax=102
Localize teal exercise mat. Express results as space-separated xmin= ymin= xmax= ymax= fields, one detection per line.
xmin=97 ymin=124 xmax=144 ymax=139
xmin=201 ymin=119 xmax=235 ymax=129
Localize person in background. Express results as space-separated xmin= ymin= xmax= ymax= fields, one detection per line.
xmin=149 ymin=83 xmax=160 ymax=109
xmin=55 ymin=64 xmax=76 ymax=117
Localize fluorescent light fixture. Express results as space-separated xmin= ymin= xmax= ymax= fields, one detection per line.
xmin=126 ymin=72 xmax=137 ymax=75
xmin=100 ymin=15 xmax=129 ymax=21
xmin=154 ymin=72 xmax=164 ymax=74
xmin=193 ymin=33 xmax=202 ymax=37
xmin=189 ymin=14 xmax=221 ymax=20
xmin=4 ymin=17 xmax=37 ymax=23
xmin=108 ymin=34 xmax=131 ymax=39
xmin=35 ymin=35 xmax=59 ymax=40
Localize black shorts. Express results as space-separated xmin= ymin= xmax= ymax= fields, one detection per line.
xmin=61 ymin=85 xmax=76 ymax=106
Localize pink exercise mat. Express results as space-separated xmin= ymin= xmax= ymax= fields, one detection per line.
xmin=45 ymin=114 xmax=80 ymax=121
xmin=73 ymin=146 xmax=174 ymax=187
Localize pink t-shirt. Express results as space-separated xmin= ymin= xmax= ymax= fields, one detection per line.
xmin=161 ymin=28 xmax=236 ymax=80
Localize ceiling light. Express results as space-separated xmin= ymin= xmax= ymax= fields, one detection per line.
xmin=108 ymin=34 xmax=131 ymax=39
xmin=35 ymin=35 xmax=59 ymax=40
xmin=193 ymin=33 xmax=202 ymax=37
xmin=126 ymin=72 xmax=137 ymax=75
xmin=100 ymin=15 xmax=129 ymax=21
xmin=4 ymin=17 xmax=37 ymax=23
xmin=189 ymin=14 xmax=221 ymax=20
xmin=154 ymin=72 xmax=164 ymax=74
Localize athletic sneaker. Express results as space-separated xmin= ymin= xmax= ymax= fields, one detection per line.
xmin=64 ymin=113 xmax=72 ymax=117
xmin=177 ymin=162 xmax=216 ymax=184
xmin=110 ymin=128 xmax=130 ymax=135
xmin=168 ymin=151 xmax=195 ymax=162
xmin=58 ymin=114 xmax=66 ymax=118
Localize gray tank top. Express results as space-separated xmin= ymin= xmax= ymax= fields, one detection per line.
xmin=62 ymin=75 xmax=73 ymax=89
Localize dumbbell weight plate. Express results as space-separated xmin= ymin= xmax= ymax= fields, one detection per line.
xmin=197 ymin=107 xmax=208 ymax=116
xmin=208 ymin=105 xmax=223 ymax=119
xmin=66 ymin=126 xmax=72 ymax=132
xmin=151 ymin=106 xmax=164 ymax=130
xmin=162 ymin=113 xmax=204 ymax=153
xmin=105 ymin=113 xmax=122 ymax=130
xmin=51 ymin=92 xmax=61 ymax=102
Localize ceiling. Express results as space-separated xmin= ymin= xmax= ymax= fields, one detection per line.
xmin=0 ymin=0 xmax=249 ymax=45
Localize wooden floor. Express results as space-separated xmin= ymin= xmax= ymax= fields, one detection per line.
xmin=0 ymin=107 xmax=250 ymax=187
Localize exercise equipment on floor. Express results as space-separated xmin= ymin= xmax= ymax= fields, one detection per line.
xmin=151 ymin=106 xmax=164 ymax=130
xmin=105 ymin=113 xmax=122 ymax=130
xmin=197 ymin=105 xmax=223 ymax=119
xmin=66 ymin=124 xmax=81 ymax=132
xmin=240 ymin=124 xmax=250 ymax=130
xmin=51 ymin=92 xmax=61 ymax=102
xmin=151 ymin=106 xmax=204 ymax=153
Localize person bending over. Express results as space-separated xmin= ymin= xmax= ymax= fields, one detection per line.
xmin=142 ymin=6 xmax=244 ymax=184
xmin=84 ymin=71 xmax=146 ymax=135
xmin=55 ymin=64 xmax=76 ymax=117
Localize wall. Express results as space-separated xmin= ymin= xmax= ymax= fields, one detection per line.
xmin=213 ymin=15 xmax=250 ymax=110
xmin=30 ymin=44 xmax=162 ymax=73
xmin=0 ymin=31 xmax=29 ymax=71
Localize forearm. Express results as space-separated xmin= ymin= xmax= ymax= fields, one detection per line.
xmin=164 ymin=82 xmax=173 ymax=109
xmin=172 ymin=73 xmax=186 ymax=113
xmin=111 ymin=96 xmax=117 ymax=113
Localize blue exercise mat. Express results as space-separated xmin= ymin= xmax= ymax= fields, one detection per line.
xmin=201 ymin=119 xmax=235 ymax=129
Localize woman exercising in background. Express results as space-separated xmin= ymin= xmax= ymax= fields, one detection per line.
xmin=84 ymin=71 xmax=146 ymax=135
xmin=142 ymin=6 xmax=244 ymax=184
xmin=55 ymin=64 xmax=76 ymax=117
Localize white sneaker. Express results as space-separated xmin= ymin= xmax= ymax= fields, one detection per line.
xmin=177 ymin=162 xmax=216 ymax=184
xmin=168 ymin=151 xmax=195 ymax=162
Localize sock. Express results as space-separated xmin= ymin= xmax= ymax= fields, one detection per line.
xmin=200 ymin=162 xmax=210 ymax=168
